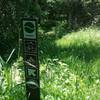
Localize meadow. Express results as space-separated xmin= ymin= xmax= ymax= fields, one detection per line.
xmin=0 ymin=26 xmax=100 ymax=100
xmin=40 ymin=26 xmax=100 ymax=100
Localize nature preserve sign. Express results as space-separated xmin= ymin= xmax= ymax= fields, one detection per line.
xmin=22 ymin=18 xmax=40 ymax=100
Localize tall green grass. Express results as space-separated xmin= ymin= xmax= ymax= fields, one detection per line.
xmin=0 ymin=57 xmax=26 ymax=100
xmin=0 ymin=26 xmax=100 ymax=100
xmin=40 ymin=26 xmax=100 ymax=100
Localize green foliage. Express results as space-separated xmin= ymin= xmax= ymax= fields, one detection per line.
xmin=39 ymin=27 xmax=100 ymax=100
xmin=0 ymin=56 xmax=26 ymax=100
xmin=0 ymin=0 xmax=100 ymax=99
xmin=40 ymin=0 xmax=100 ymax=30
xmin=0 ymin=26 xmax=100 ymax=99
xmin=0 ymin=0 xmax=41 ymax=57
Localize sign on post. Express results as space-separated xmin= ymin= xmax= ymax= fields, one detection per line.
xmin=22 ymin=18 xmax=40 ymax=100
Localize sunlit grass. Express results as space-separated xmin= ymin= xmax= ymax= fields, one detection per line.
xmin=55 ymin=27 xmax=100 ymax=48
xmin=0 ymin=26 xmax=100 ymax=100
xmin=0 ymin=57 xmax=26 ymax=100
xmin=40 ymin=26 xmax=100 ymax=100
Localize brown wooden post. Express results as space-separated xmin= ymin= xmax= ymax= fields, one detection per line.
xmin=22 ymin=18 xmax=40 ymax=100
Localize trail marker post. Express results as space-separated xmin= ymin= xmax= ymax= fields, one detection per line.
xmin=22 ymin=18 xmax=40 ymax=100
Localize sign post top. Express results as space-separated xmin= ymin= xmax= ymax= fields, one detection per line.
xmin=22 ymin=18 xmax=37 ymax=39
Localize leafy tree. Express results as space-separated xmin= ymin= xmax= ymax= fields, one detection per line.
xmin=0 ymin=0 xmax=41 ymax=57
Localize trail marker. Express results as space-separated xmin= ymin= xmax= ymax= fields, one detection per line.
xmin=22 ymin=18 xmax=40 ymax=100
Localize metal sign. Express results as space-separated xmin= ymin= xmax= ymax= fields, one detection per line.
xmin=23 ymin=20 xmax=36 ymax=39
xmin=22 ymin=18 xmax=40 ymax=100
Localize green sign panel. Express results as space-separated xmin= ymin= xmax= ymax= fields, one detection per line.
xmin=23 ymin=20 xmax=36 ymax=39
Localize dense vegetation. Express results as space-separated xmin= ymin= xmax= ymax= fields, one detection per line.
xmin=0 ymin=0 xmax=100 ymax=100
xmin=40 ymin=26 xmax=100 ymax=100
